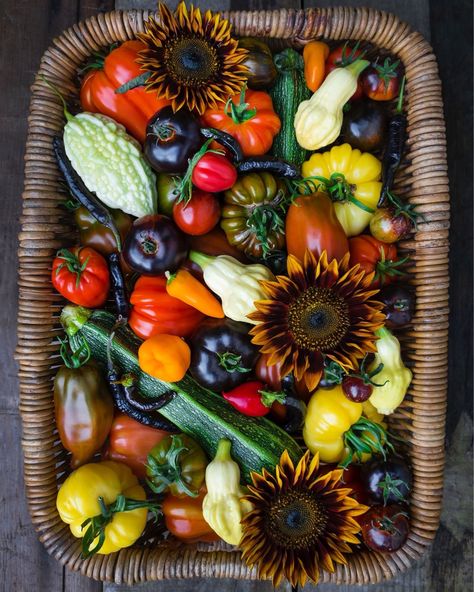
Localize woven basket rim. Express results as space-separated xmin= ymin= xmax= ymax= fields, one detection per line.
xmin=17 ymin=6 xmax=449 ymax=586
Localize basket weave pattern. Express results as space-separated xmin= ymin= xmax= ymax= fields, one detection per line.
xmin=17 ymin=7 xmax=449 ymax=585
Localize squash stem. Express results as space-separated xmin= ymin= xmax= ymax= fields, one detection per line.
xmin=214 ymin=438 xmax=232 ymax=461
xmin=60 ymin=305 xmax=92 ymax=337
xmin=345 ymin=59 xmax=370 ymax=78
xmin=189 ymin=250 xmax=215 ymax=270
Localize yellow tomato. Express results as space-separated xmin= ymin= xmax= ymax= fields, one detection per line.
xmin=56 ymin=461 xmax=150 ymax=555
xmin=302 ymin=143 xmax=382 ymax=236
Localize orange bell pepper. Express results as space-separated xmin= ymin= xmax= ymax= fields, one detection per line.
xmin=303 ymin=41 xmax=330 ymax=92
xmin=80 ymin=40 xmax=170 ymax=143
xmin=166 ymin=269 xmax=224 ymax=318
xmin=138 ymin=334 xmax=191 ymax=382
xmin=201 ymin=87 xmax=280 ymax=157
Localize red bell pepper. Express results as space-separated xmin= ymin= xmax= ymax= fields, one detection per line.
xmin=222 ymin=381 xmax=285 ymax=417
xmin=80 ymin=40 xmax=170 ymax=143
xmin=129 ymin=275 xmax=204 ymax=340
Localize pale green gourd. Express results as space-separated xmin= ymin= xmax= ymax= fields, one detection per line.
xmin=64 ymin=112 xmax=157 ymax=218
xmin=294 ymin=60 xmax=369 ymax=151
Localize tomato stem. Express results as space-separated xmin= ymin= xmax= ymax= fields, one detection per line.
xmin=225 ymin=84 xmax=257 ymax=124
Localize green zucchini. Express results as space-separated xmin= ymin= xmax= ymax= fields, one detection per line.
xmin=61 ymin=306 xmax=303 ymax=481
xmin=270 ymin=48 xmax=311 ymax=167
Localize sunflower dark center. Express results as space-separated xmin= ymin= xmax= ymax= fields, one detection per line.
xmin=287 ymin=286 xmax=350 ymax=351
xmin=264 ymin=490 xmax=328 ymax=550
xmin=166 ymin=37 xmax=219 ymax=86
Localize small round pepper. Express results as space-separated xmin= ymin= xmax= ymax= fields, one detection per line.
xmin=138 ymin=334 xmax=191 ymax=382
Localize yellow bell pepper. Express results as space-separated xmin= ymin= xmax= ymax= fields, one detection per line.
xmin=202 ymin=439 xmax=253 ymax=545
xmin=303 ymin=385 xmax=391 ymax=467
xmin=56 ymin=461 xmax=158 ymax=557
xmin=302 ymin=143 xmax=382 ymax=236
xmin=368 ymin=327 xmax=412 ymax=415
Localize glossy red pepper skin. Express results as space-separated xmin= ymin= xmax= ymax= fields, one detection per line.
xmin=129 ymin=275 xmax=204 ymax=340
xmin=222 ymin=381 xmax=273 ymax=417
xmin=80 ymin=41 xmax=170 ymax=143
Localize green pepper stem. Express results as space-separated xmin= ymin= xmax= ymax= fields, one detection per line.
xmin=214 ymin=438 xmax=232 ymax=461
xmin=189 ymin=250 xmax=215 ymax=270
xmin=376 ymin=327 xmax=392 ymax=340
xmin=60 ymin=305 xmax=92 ymax=337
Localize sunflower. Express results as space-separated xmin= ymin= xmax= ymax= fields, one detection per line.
xmin=137 ymin=2 xmax=249 ymax=114
xmin=248 ymin=250 xmax=385 ymax=391
xmin=240 ymin=450 xmax=368 ymax=587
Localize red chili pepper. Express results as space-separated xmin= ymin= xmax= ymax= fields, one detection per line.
xmin=222 ymin=381 xmax=286 ymax=417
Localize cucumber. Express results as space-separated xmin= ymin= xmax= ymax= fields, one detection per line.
xmin=270 ymin=48 xmax=311 ymax=167
xmin=61 ymin=307 xmax=303 ymax=481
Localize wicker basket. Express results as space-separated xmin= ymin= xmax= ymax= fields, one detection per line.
xmin=17 ymin=7 xmax=449 ymax=586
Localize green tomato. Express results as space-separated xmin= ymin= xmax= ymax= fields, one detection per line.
xmin=157 ymin=173 xmax=181 ymax=216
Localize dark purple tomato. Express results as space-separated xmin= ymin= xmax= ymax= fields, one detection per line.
xmin=342 ymin=376 xmax=373 ymax=402
xmin=123 ymin=214 xmax=187 ymax=275
xmin=360 ymin=504 xmax=409 ymax=552
xmin=378 ymin=284 xmax=415 ymax=328
xmin=342 ymin=100 xmax=388 ymax=152
xmin=144 ymin=107 xmax=202 ymax=174
xmin=361 ymin=456 xmax=412 ymax=505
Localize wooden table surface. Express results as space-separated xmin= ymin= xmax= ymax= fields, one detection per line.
xmin=2 ymin=0 xmax=472 ymax=590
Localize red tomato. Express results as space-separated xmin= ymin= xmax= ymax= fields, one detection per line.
xmin=326 ymin=42 xmax=364 ymax=100
xmin=349 ymin=235 xmax=406 ymax=288
xmin=173 ymin=190 xmax=221 ymax=236
xmin=192 ymin=152 xmax=237 ymax=193
xmin=51 ymin=246 xmax=110 ymax=307
xmin=362 ymin=58 xmax=402 ymax=101
xmin=360 ymin=504 xmax=409 ymax=552
xmin=103 ymin=413 xmax=170 ymax=478
xmin=163 ymin=488 xmax=220 ymax=543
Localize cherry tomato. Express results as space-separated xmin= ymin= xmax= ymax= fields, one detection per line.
xmin=370 ymin=207 xmax=414 ymax=243
xmin=326 ymin=42 xmax=364 ymax=100
xmin=342 ymin=376 xmax=373 ymax=402
xmin=173 ymin=190 xmax=221 ymax=236
xmin=361 ymin=456 xmax=412 ymax=505
xmin=362 ymin=58 xmax=402 ymax=101
xmin=192 ymin=152 xmax=237 ymax=193
xmin=360 ymin=504 xmax=410 ymax=552
xmin=349 ymin=235 xmax=406 ymax=288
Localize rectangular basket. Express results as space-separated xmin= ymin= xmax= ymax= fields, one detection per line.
xmin=16 ymin=7 xmax=449 ymax=586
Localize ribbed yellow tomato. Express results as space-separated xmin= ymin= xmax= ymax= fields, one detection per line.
xmin=302 ymin=143 xmax=382 ymax=236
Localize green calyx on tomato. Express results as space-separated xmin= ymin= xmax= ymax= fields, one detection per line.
xmin=374 ymin=247 xmax=409 ymax=285
xmin=146 ymin=434 xmax=207 ymax=498
xmin=217 ymin=351 xmax=251 ymax=374
xmin=297 ymin=173 xmax=375 ymax=214
xmin=55 ymin=248 xmax=92 ymax=288
xmin=176 ymin=139 xmax=223 ymax=205
xmin=221 ymin=172 xmax=288 ymax=258
xmin=373 ymin=58 xmax=401 ymax=90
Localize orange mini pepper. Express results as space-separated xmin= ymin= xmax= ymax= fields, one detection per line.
xmin=303 ymin=41 xmax=330 ymax=92
xmin=138 ymin=334 xmax=190 ymax=382
xmin=166 ymin=269 xmax=224 ymax=318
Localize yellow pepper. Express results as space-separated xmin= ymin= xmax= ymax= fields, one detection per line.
xmin=368 ymin=327 xmax=412 ymax=415
xmin=202 ymin=439 xmax=253 ymax=545
xmin=303 ymin=385 xmax=391 ymax=467
xmin=56 ymin=461 xmax=158 ymax=557
xmin=302 ymin=143 xmax=382 ymax=236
